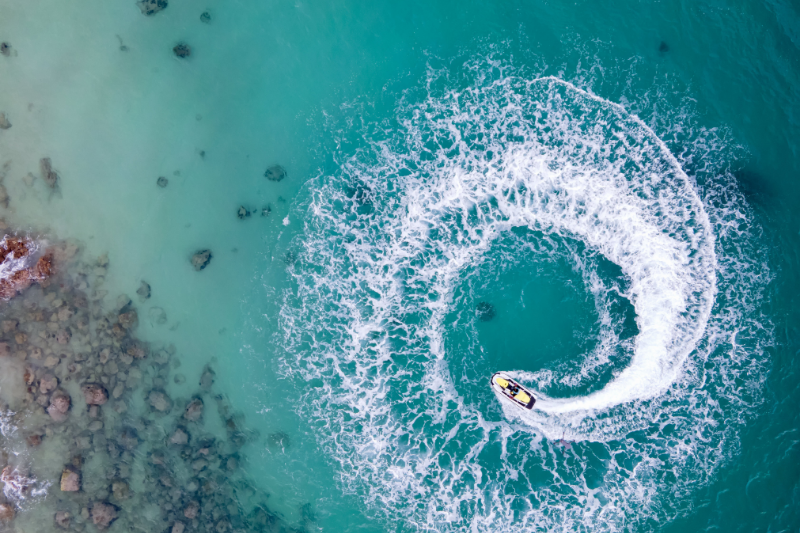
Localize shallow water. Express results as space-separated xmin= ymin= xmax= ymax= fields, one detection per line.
xmin=1 ymin=0 xmax=799 ymax=531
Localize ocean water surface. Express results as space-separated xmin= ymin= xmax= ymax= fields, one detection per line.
xmin=1 ymin=0 xmax=799 ymax=531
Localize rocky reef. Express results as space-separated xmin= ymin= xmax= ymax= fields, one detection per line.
xmin=0 ymin=231 xmax=300 ymax=532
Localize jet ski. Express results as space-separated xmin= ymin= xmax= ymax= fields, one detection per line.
xmin=490 ymin=372 xmax=535 ymax=410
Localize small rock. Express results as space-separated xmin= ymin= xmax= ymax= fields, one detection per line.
xmin=173 ymin=43 xmax=191 ymax=58
xmin=118 ymin=427 xmax=139 ymax=450
xmin=237 ymin=206 xmax=250 ymax=219
xmin=659 ymin=40 xmax=670 ymax=53
xmin=173 ymin=373 xmax=186 ymax=384
xmin=26 ymin=434 xmax=43 ymax=447
xmin=40 ymin=157 xmax=59 ymax=189
xmin=55 ymin=510 xmax=71 ymax=528
xmin=200 ymin=365 xmax=215 ymax=389
xmin=48 ymin=390 xmax=71 ymax=422
xmin=112 ymin=383 xmax=125 ymax=399
xmin=137 ymin=0 xmax=167 ymax=15
xmin=0 ymin=43 xmax=10 ymax=57
xmin=261 ymin=205 xmax=272 ymax=217
xmin=148 ymin=307 xmax=167 ymax=326
xmin=0 ymin=503 xmax=14 ymax=521
xmin=148 ymin=389 xmax=172 ymax=412
xmin=184 ymin=398 xmax=203 ymax=421
xmin=264 ymin=164 xmax=286 ymax=182
xmin=200 ymin=11 xmax=211 ymax=23
xmin=111 ymin=480 xmax=129 ymax=500
xmin=44 ymin=355 xmax=60 ymax=368
xmin=475 ymin=301 xmax=495 ymax=322
xmin=172 ymin=521 xmax=186 ymax=533
xmin=88 ymin=420 xmax=104 ymax=431
xmin=82 ymin=383 xmax=108 ymax=405
xmin=157 ymin=176 xmax=168 ymax=188
xmin=60 ymin=468 xmax=80 ymax=492
xmin=39 ymin=373 xmax=58 ymax=394
xmin=136 ymin=281 xmax=151 ymax=299
xmin=118 ymin=309 xmax=138 ymax=329
xmin=91 ymin=502 xmax=118 ymax=530
xmin=191 ymin=249 xmax=212 ymax=271
xmin=0 ymin=112 xmax=10 ymax=129
xmin=184 ymin=501 xmax=199 ymax=520
xmin=170 ymin=428 xmax=188 ymax=446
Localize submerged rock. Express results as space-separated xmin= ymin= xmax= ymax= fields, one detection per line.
xmin=184 ymin=398 xmax=203 ymax=421
xmin=191 ymin=249 xmax=212 ymax=271
xmin=60 ymin=468 xmax=80 ymax=492
xmin=200 ymin=365 xmax=215 ymax=389
xmin=111 ymin=480 xmax=129 ymax=500
xmin=0 ymin=42 xmax=10 ymax=57
xmin=170 ymin=428 xmax=188 ymax=445
xmin=91 ymin=502 xmax=118 ymax=530
xmin=148 ymin=389 xmax=172 ymax=412
xmin=173 ymin=43 xmax=191 ymax=58
xmin=659 ymin=40 xmax=670 ymax=53
xmin=48 ymin=390 xmax=71 ymax=422
xmin=237 ymin=206 xmax=250 ymax=219
xmin=172 ymin=521 xmax=186 ymax=533
xmin=264 ymin=164 xmax=286 ymax=182
xmin=137 ymin=0 xmax=167 ymax=16
xmin=200 ymin=11 xmax=211 ymax=23
xmin=261 ymin=205 xmax=272 ymax=217
xmin=136 ymin=280 xmax=151 ymax=299
xmin=54 ymin=510 xmax=71 ymax=528
xmin=475 ymin=301 xmax=496 ymax=322
xmin=0 ymin=112 xmax=10 ymax=129
xmin=40 ymin=157 xmax=59 ymax=188
xmin=157 ymin=176 xmax=168 ymax=188
xmin=82 ymin=383 xmax=108 ymax=405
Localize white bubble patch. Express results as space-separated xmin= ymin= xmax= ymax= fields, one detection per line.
xmin=279 ymin=65 xmax=770 ymax=531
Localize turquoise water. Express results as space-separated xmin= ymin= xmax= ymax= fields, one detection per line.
xmin=1 ymin=0 xmax=799 ymax=531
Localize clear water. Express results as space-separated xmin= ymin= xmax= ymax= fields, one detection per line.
xmin=1 ymin=0 xmax=799 ymax=531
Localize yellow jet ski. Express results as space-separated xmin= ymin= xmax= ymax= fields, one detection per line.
xmin=490 ymin=372 xmax=535 ymax=410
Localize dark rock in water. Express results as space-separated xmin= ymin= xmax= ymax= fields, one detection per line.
xmin=264 ymin=164 xmax=286 ymax=182
xmin=171 ymin=521 xmax=186 ymax=533
xmin=475 ymin=301 xmax=495 ymax=322
xmin=26 ymin=434 xmax=43 ymax=447
xmin=40 ymin=157 xmax=59 ymax=188
xmin=237 ymin=206 xmax=250 ymax=219
xmin=91 ymin=502 xmax=118 ymax=530
xmin=659 ymin=41 xmax=670 ymax=53
xmin=60 ymin=468 xmax=80 ymax=492
xmin=184 ymin=398 xmax=204 ymax=421
xmin=136 ymin=280 xmax=151 ymax=299
xmin=54 ymin=511 xmax=71 ymax=529
xmin=173 ymin=43 xmax=191 ymax=58
xmin=137 ymin=0 xmax=167 ymax=16
xmin=183 ymin=501 xmax=199 ymax=520
xmin=0 ymin=112 xmax=10 ymax=129
xmin=200 ymin=365 xmax=215 ymax=389
xmin=82 ymin=383 xmax=109 ymax=405
xmin=191 ymin=249 xmax=212 ymax=271
xmin=117 ymin=427 xmax=139 ymax=450
xmin=0 ymin=42 xmax=10 ymax=57
xmin=200 ymin=11 xmax=211 ymax=23
xmin=157 ymin=176 xmax=168 ymax=188
xmin=261 ymin=205 xmax=271 ymax=217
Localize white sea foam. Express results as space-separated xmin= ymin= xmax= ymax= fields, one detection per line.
xmin=279 ymin=60 xmax=770 ymax=531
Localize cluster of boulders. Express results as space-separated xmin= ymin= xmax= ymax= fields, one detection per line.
xmin=0 ymin=236 xmax=54 ymax=300
xmin=0 ymin=234 xmax=299 ymax=532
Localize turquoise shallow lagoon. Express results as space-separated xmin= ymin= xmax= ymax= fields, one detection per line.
xmin=1 ymin=0 xmax=799 ymax=531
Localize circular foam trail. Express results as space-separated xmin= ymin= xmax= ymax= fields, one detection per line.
xmin=279 ymin=63 xmax=770 ymax=531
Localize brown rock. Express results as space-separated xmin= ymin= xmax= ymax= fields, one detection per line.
xmin=0 ymin=342 xmax=9 ymax=357
xmin=82 ymin=383 xmax=108 ymax=405
xmin=118 ymin=309 xmax=138 ymax=329
xmin=60 ymin=469 xmax=80 ymax=492
xmin=26 ymin=434 xmax=43 ymax=447
xmin=111 ymin=480 xmax=129 ymax=500
xmin=39 ymin=373 xmax=58 ymax=394
xmin=91 ymin=502 xmax=118 ymax=530
xmin=0 ymin=503 xmax=14 ymax=521
xmin=54 ymin=510 xmax=71 ymax=528
xmin=48 ymin=390 xmax=71 ymax=422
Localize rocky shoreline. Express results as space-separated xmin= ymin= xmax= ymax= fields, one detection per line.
xmin=0 ymin=233 xmax=299 ymax=533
